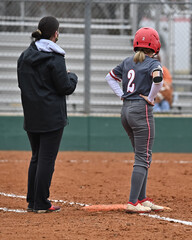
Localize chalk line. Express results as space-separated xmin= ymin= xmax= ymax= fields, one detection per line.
xmin=1 ymin=159 xmax=192 ymax=164
xmin=0 ymin=192 xmax=88 ymax=207
xmin=0 ymin=207 xmax=27 ymax=213
xmin=0 ymin=192 xmax=26 ymax=199
xmin=0 ymin=192 xmax=192 ymax=226
xmin=141 ymin=213 xmax=192 ymax=226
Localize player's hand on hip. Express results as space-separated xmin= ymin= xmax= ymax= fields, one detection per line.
xmin=140 ymin=94 xmax=155 ymax=106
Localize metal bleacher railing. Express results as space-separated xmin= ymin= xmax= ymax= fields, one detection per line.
xmin=0 ymin=16 xmax=132 ymax=115
xmin=0 ymin=17 xmax=192 ymax=115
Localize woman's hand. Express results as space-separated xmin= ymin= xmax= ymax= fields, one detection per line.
xmin=140 ymin=94 xmax=154 ymax=106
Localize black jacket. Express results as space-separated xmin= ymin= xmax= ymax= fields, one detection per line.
xmin=17 ymin=41 xmax=78 ymax=132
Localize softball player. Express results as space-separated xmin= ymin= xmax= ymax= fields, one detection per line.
xmin=106 ymin=27 xmax=165 ymax=213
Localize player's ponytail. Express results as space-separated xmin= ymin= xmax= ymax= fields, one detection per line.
xmin=134 ymin=48 xmax=155 ymax=63
xmin=134 ymin=51 xmax=145 ymax=63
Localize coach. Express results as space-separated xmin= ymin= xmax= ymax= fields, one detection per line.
xmin=17 ymin=16 xmax=78 ymax=213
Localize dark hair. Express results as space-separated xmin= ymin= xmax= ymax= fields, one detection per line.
xmin=31 ymin=16 xmax=59 ymax=40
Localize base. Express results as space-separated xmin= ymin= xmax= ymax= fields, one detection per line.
xmin=82 ymin=204 xmax=127 ymax=212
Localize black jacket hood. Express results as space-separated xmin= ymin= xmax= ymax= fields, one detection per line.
xmin=23 ymin=42 xmax=53 ymax=66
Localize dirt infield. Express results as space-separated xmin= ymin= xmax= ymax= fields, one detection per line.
xmin=0 ymin=151 xmax=192 ymax=240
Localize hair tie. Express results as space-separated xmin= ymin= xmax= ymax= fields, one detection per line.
xmin=36 ymin=29 xmax=42 ymax=35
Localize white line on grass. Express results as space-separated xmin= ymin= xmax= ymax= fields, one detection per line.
xmin=0 ymin=192 xmax=192 ymax=226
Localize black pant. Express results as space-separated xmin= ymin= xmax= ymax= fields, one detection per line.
xmin=26 ymin=128 xmax=64 ymax=210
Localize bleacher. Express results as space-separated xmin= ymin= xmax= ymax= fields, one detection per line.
xmin=0 ymin=31 xmax=192 ymax=115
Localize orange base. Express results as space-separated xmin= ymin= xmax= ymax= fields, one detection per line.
xmin=82 ymin=204 xmax=172 ymax=212
xmin=82 ymin=204 xmax=127 ymax=212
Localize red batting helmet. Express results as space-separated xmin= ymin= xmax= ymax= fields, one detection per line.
xmin=133 ymin=27 xmax=161 ymax=54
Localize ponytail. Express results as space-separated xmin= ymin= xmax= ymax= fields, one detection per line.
xmin=134 ymin=48 xmax=155 ymax=64
xmin=134 ymin=51 xmax=145 ymax=63
xmin=31 ymin=29 xmax=42 ymax=40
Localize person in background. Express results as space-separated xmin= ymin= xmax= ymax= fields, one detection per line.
xmin=17 ymin=16 xmax=78 ymax=213
xmin=153 ymin=54 xmax=173 ymax=112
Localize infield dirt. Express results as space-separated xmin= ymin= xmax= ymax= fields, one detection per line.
xmin=0 ymin=151 xmax=192 ymax=239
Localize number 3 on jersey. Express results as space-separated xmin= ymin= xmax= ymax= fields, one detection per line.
xmin=127 ymin=69 xmax=135 ymax=93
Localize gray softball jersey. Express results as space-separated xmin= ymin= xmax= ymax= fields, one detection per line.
xmin=110 ymin=56 xmax=162 ymax=100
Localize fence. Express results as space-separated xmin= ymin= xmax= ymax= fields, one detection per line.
xmin=0 ymin=0 xmax=192 ymax=114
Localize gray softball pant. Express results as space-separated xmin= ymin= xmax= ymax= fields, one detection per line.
xmin=121 ymin=99 xmax=155 ymax=168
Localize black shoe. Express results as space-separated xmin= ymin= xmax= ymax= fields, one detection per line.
xmin=27 ymin=207 xmax=33 ymax=212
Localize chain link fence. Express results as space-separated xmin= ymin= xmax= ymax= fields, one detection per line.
xmin=0 ymin=0 xmax=192 ymax=114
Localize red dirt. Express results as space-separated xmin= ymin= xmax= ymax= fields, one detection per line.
xmin=0 ymin=151 xmax=192 ymax=240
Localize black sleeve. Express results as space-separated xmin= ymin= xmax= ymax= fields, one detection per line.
xmin=51 ymin=55 xmax=78 ymax=95
xmin=17 ymin=53 xmax=24 ymax=88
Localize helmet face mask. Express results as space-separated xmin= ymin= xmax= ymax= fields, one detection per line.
xmin=133 ymin=27 xmax=161 ymax=54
